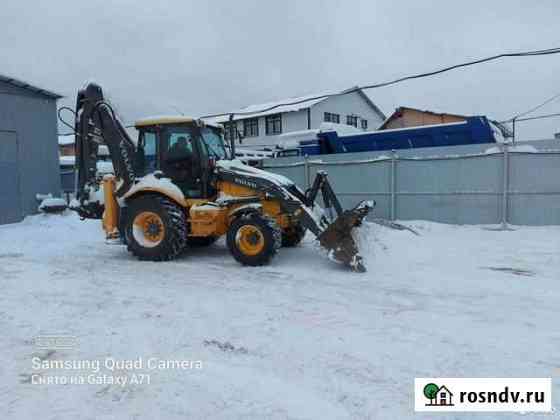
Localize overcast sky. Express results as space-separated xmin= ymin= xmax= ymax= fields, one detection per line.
xmin=2 ymin=0 xmax=559 ymax=140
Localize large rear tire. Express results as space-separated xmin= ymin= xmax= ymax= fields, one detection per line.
xmin=126 ymin=195 xmax=187 ymax=261
xmin=227 ymin=213 xmax=281 ymax=266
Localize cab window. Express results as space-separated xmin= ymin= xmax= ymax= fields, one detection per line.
xmin=162 ymin=127 xmax=196 ymax=162
xmin=137 ymin=130 xmax=158 ymax=175
xmin=143 ymin=131 xmax=158 ymax=172
xmin=200 ymin=127 xmax=228 ymax=160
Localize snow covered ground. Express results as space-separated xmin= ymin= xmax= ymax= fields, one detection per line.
xmin=0 ymin=213 xmax=558 ymax=419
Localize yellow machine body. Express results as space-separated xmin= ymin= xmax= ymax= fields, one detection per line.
xmin=102 ymin=176 xmax=120 ymax=240
xmin=102 ymin=178 xmax=293 ymax=241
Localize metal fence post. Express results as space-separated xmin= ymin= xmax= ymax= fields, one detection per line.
xmin=303 ymin=155 xmax=311 ymax=190
xmin=390 ymin=150 xmax=397 ymax=221
xmin=500 ymin=142 xmax=510 ymax=229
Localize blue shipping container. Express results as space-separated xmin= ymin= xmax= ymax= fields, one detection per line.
xmin=294 ymin=116 xmax=496 ymax=156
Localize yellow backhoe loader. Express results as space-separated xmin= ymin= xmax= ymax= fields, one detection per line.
xmin=70 ymin=83 xmax=372 ymax=271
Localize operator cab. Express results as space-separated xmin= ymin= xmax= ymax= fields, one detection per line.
xmin=134 ymin=116 xmax=227 ymax=198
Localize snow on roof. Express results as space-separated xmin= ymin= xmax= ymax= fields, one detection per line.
xmin=212 ymin=86 xmax=385 ymax=123
xmin=213 ymin=91 xmax=332 ymax=123
xmin=0 ymin=73 xmax=63 ymax=99
xmin=319 ymin=122 xmax=363 ymax=134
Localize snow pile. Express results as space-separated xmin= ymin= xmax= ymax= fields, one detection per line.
xmin=38 ymin=197 xmax=67 ymax=213
xmin=1 ymin=215 xmax=559 ymax=419
xmin=123 ymin=173 xmax=185 ymax=204
xmin=484 ymin=144 xmax=539 ymax=154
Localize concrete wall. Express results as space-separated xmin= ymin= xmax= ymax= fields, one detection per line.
xmin=0 ymin=81 xmax=60 ymax=224
xmin=262 ymin=140 xmax=560 ymax=226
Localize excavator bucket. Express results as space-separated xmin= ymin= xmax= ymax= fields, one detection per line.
xmin=295 ymin=171 xmax=374 ymax=272
xmin=317 ymin=201 xmax=372 ymax=272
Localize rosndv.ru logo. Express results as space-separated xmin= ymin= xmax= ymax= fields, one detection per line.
xmin=414 ymin=378 xmax=552 ymax=412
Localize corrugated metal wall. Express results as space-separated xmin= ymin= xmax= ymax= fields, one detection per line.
xmin=263 ymin=140 xmax=560 ymax=226
xmin=0 ymin=81 xmax=60 ymax=224
xmin=0 ymin=131 xmax=22 ymax=224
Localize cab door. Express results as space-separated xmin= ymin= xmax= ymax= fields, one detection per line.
xmin=159 ymin=125 xmax=203 ymax=197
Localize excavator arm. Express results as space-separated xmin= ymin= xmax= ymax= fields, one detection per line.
xmin=73 ymin=83 xmax=136 ymax=219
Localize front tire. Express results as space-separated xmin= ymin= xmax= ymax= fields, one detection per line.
xmin=227 ymin=213 xmax=281 ymax=266
xmin=126 ymin=195 xmax=187 ymax=261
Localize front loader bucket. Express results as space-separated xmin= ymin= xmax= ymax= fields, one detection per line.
xmin=317 ymin=201 xmax=373 ymax=272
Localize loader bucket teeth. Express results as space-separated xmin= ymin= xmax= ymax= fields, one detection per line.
xmin=317 ymin=201 xmax=373 ymax=272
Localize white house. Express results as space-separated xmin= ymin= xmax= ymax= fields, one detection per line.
xmin=211 ymin=87 xmax=386 ymax=150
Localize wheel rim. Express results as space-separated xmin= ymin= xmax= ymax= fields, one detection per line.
xmin=236 ymin=225 xmax=265 ymax=256
xmin=132 ymin=211 xmax=165 ymax=248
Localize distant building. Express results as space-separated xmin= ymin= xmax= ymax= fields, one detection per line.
xmin=59 ymin=134 xmax=75 ymax=156
xmin=58 ymin=137 xmax=112 ymax=194
xmin=379 ymin=107 xmax=467 ymax=130
xmin=212 ymin=87 xmax=385 ymax=149
xmin=0 ymin=74 xmax=62 ymax=224
xmin=555 ymin=132 xmax=560 ymax=139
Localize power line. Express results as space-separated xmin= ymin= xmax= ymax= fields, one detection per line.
xmin=202 ymin=46 xmax=560 ymax=119
xmin=515 ymin=112 xmax=560 ymax=123
xmin=58 ymin=45 xmax=560 ymax=134
xmin=497 ymin=111 xmax=560 ymax=142
xmin=504 ymin=91 xmax=560 ymax=122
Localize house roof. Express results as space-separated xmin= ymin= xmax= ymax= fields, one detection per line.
xmin=213 ymin=86 xmax=386 ymax=123
xmin=379 ymin=106 xmax=468 ymax=129
xmin=0 ymin=73 xmax=63 ymax=99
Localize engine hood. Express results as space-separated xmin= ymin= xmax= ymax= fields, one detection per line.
xmin=215 ymin=159 xmax=294 ymax=188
